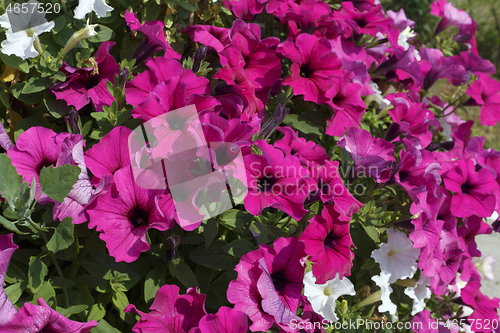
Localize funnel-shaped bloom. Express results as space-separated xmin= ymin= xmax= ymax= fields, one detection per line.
xmin=87 ymin=166 xmax=176 ymax=262
xmin=124 ymin=10 xmax=180 ymax=65
xmin=374 ymin=46 xmax=422 ymax=87
xmin=466 ymin=72 xmax=500 ymax=126
xmin=300 ymin=204 xmax=355 ymax=283
xmin=50 ymin=41 xmax=119 ymax=112
xmin=125 ymin=284 xmax=206 ymax=333
xmin=420 ymin=48 xmax=467 ymax=90
xmin=3 ymin=298 xmax=97 ymax=332
xmin=431 ymin=0 xmax=472 ymax=35
xmin=278 ymin=33 xmax=342 ymax=104
xmin=442 ymin=159 xmax=499 ymax=218
xmin=461 ymin=274 xmax=500 ymax=333
xmin=198 ymin=307 xmax=248 ymax=333
xmin=74 ymin=0 xmax=113 ymax=19
xmin=0 ymin=234 xmax=18 ymax=326
xmin=337 ymin=127 xmax=395 ymax=182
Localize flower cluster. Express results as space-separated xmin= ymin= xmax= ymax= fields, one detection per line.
xmin=0 ymin=0 xmax=499 ymax=332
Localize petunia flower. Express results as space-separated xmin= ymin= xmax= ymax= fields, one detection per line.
xmin=431 ymin=0 xmax=472 ymax=35
xmin=303 ymin=271 xmax=355 ymax=322
xmin=3 ymin=298 xmax=97 ymax=332
xmin=0 ymin=0 xmax=55 ymax=60
xmin=222 ymin=0 xmax=264 ymax=21
xmin=473 ymin=254 xmax=495 ymax=281
xmin=198 ymin=307 xmax=248 ymax=333
xmin=420 ymin=48 xmax=467 ymax=90
xmin=124 ymin=10 xmax=180 ymax=65
xmin=74 ymin=0 xmax=113 ymax=19
xmin=243 ymin=140 xmax=309 ymax=220
xmin=466 ymin=72 xmax=500 ymax=126
xmin=371 ymin=272 xmax=398 ymax=321
xmin=403 ymin=274 xmax=431 ymax=315
xmin=50 ymin=41 xmax=119 ymax=112
xmin=7 ymin=127 xmax=74 ymax=201
xmin=386 ymin=8 xmax=415 ymax=30
xmin=277 ymin=33 xmax=342 ymax=105
xmin=0 ymin=234 xmax=18 ymax=326
xmin=299 ymin=204 xmax=355 ymax=283
xmin=125 ymin=284 xmax=206 ymax=333
xmin=373 ymin=45 xmax=423 ymax=87
xmin=87 ymin=166 xmax=176 ymax=262
xmin=371 ymin=228 xmax=419 ymax=283
xmin=442 ymin=159 xmax=499 ymax=218
xmin=337 ymin=127 xmax=395 ymax=182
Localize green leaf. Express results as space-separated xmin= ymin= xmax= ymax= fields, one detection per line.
xmin=176 ymin=0 xmax=197 ymax=11
xmin=91 ymin=319 xmax=122 ymax=333
xmin=39 ymin=164 xmax=80 ymax=202
xmin=46 ymin=217 xmax=75 ymax=253
xmin=5 ymin=262 xmax=27 ymax=283
xmin=0 ymin=53 xmax=30 ymax=73
xmin=22 ymin=75 xmax=53 ymax=94
xmin=28 ymin=257 xmax=48 ymax=293
xmin=58 ymin=304 xmax=88 ymax=317
xmin=32 ymin=281 xmax=56 ymax=305
xmin=87 ymin=303 xmax=106 ymax=322
xmin=222 ymin=239 xmax=255 ymax=258
xmin=14 ymin=113 xmax=52 ymax=139
xmin=360 ymin=224 xmax=380 ymax=243
xmin=0 ymin=154 xmax=23 ymax=209
xmin=4 ymin=281 xmax=27 ymax=305
xmin=204 ymin=219 xmax=218 ymax=247
xmin=144 ymin=266 xmax=166 ymax=303
xmin=0 ymin=82 xmax=10 ymax=107
xmin=189 ymin=243 xmax=233 ymax=270
xmin=168 ymin=261 xmax=198 ymax=288
xmin=88 ymin=25 xmax=114 ymax=43
xmin=86 ymin=232 xmax=107 ymax=264
xmin=219 ymin=209 xmax=253 ymax=234
xmin=111 ymin=290 xmax=128 ymax=311
xmin=0 ymin=215 xmax=26 ymax=235
xmin=282 ymin=114 xmax=322 ymax=135
xmin=49 ymin=276 xmax=75 ymax=289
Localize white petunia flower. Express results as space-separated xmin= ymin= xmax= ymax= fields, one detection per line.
xmin=398 ymin=26 xmax=420 ymax=60
xmin=404 ymin=274 xmax=431 ymax=315
xmin=303 ymin=271 xmax=355 ymax=322
xmin=371 ymin=228 xmax=419 ymax=283
xmin=473 ymin=254 xmax=495 ymax=281
xmin=0 ymin=0 xmax=54 ymax=60
xmin=372 ymin=272 xmax=398 ymax=321
xmin=368 ymin=81 xmax=391 ymax=110
xmin=74 ymin=0 xmax=113 ymax=20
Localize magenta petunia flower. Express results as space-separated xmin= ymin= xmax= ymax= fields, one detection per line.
xmin=409 ymin=190 xmax=445 ymax=252
xmin=306 ymin=160 xmax=362 ymax=222
xmin=337 ymin=127 xmax=395 ymax=182
xmin=458 ymin=215 xmax=492 ymax=257
xmin=277 ymin=33 xmax=342 ymax=105
xmin=50 ymin=41 xmax=119 ymax=112
xmin=461 ymin=273 xmax=500 ymax=333
xmin=3 ymin=298 xmax=97 ymax=332
xmin=228 ymin=237 xmax=307 ymax=330
xmin=198 ymin=307 xmax=248 ymax=333
xmin=373 ymin=45 xmax=423 ymax=87
xmin=0 ymin=234 xmax=18 ymax=326
xmin=442 ymin=159 xmax=499 ymax=218
xmin=125 ymin=284 xmax=206 ymax=333
xmin=452 ymin=51 xmax=496 ymax=79
xmin=243 ymin=140 xmax=309 ymax=220
xmin=466 ymin=72 xmax=500 ymax=126
xmin=431 ymin=0 xmax=472 ymax=35
xmin=124 ymin=10 xmax=180 ymax=65
xmin=325 ymin=78 xmax=366 ymax=137
xmin=386 ymin=8 xmax=415 ymax=30
xmin=222 ymin=0 xmax=264 ymax=20
xmin=84 ymin=126 xmax=132 ymax=182
xmin=274 ymin=126 xmax=328 ymax=164
xmin=299 ymin=204 xmax=354 ymax=284
xmin=420 ymin=48 xmax=467 ymax=90
xmin=87 ymin=166 xmax=176 ymax=262
xmin=8 ymin=127 xmax=73 ymax=201
xmin=332 ymin=2 xmax=393 ymax=37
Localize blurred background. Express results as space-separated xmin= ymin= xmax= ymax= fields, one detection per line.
xmin=381 ymin=0 xmax=500 ymax=150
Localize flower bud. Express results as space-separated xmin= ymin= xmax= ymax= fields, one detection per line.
xmin=60 ymin=19 xmax=98 ymax=59
xmin=259 ymin=104 xmax=290 ymax=139
xmin=192 ymin=45 xmax=207 ymax=73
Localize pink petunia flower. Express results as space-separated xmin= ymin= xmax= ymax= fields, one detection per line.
xmin=299 ymin=204 xmax=354 ymax=284
xmin=420 ymin=48 xmax=467 ymax=90
xmin=461 ymin=273 xmax=500 ymax=333
xmin=278 ymin=33 xmax=342 ymax=105
xmin=442 ymin=159 xmax=499 ymax=218
xmin=466 ymin=72 xmax=500 ymax=126
xmin=87 ymin=166 xmax=176 ymax=262
xmin=243 ymin=140 xmax=309 ymax=220
xmin=198 ymin=307 xmax=248 ymax=333
xmin=50 ymin=41 xmax=119 ymax=112
xmin=124 ymin=10 xmax=180 ymax=65
xmin=332 ymin=2 xmax=393 ymax=38
xmin=125 ymin=284 xmax=206 ymax=333
xmin=431 ymin=0 xmax=472 ymax=35
xmin=222 ymin=0 xmax=265 ymax=21
xmin=0 ymin=234 xmax=18 ymax=326
xmin=2 ymin=298 xmax=97 ymax=332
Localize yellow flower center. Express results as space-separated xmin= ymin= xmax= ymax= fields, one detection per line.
xmin=323 ymin=287 xmax=332 ymax=296
xmin=26 ymin=28 xmax=35 ymax=38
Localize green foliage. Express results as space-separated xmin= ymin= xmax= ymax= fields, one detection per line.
xmin=39 ymin=164 xmax=81 ymax=202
